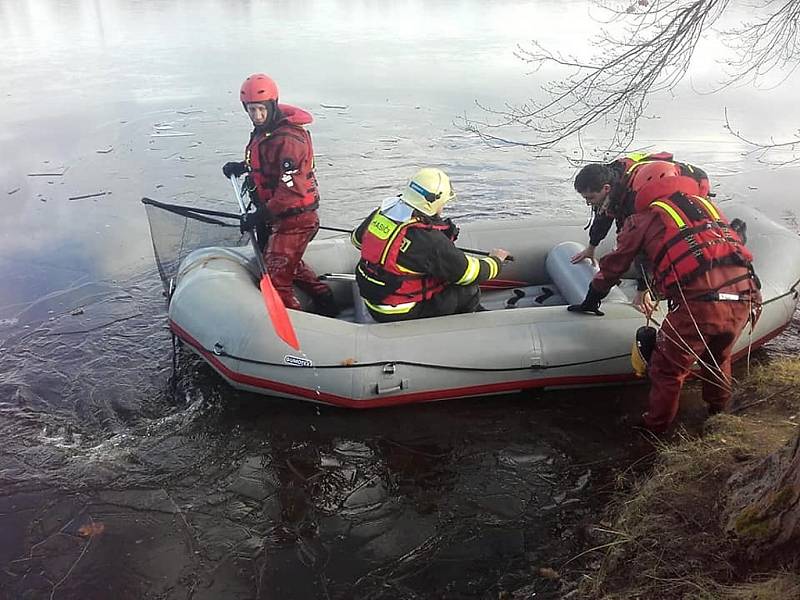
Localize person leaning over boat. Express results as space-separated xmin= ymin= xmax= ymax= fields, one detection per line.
xmin=351 ymin=168 xmax=510 ymax=322
xmin=567 ymin=162 xmax=761 ymax=433
xmin=222 ymin=73 xmax=338 ymax=317
xmin=571 ymin=152 xmax=710 ymax=313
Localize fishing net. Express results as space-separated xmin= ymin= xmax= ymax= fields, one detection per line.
xmin=142 ymin=198 xmax=248 ymax=294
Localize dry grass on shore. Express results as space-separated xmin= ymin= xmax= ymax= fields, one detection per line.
xmin=580 ymin=357 xmax=800 ymax=600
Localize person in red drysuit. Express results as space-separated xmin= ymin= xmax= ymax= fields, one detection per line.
xmin=568 ymin=162 xmax=761 ymax=432
xmin=571 ymin=151 xmax=711 ymax=313
xmin=223 ymin=73 xmax=337 ymax=316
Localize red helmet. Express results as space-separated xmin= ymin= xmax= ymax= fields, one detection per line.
xmin=240 ymin=73 xmax=279 ymax=106
xmin=629 ymin=161 xmax=681 ymax=193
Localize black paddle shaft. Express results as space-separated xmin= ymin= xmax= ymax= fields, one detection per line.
xmin=318 ymin=225 xmax=514 ymax=261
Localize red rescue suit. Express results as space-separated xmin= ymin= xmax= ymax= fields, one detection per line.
xmin=245 ymin=104 xmax=320 ymax=217
xmin=591 ymin=176 xmax=760 ymax=432
xmin=244 ymin=104 xmax=329 ymax=309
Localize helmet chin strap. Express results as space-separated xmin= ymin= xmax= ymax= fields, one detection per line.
xmin=252 ymin=100 xmax=281 ymax=133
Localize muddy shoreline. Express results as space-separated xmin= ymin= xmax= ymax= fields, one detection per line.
xmin=571 ymin=352 xmax=800 ymax=600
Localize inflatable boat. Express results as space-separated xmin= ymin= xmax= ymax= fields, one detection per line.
xmin=168 ymin=202 xmax=800 ymax=407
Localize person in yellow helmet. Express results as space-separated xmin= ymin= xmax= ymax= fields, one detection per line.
xmin=351 ymin=168 xmax=510 ymax=322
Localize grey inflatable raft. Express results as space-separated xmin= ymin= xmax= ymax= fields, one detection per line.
xmin=169 ymin=202 xmax=800 ymax=407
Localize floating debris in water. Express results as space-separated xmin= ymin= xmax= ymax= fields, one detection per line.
xmin=177 ymin=108 xmax=204 ymax=115
xmin=150 ymin=132 xmax=194 ymax=138
xmin=78 ymin=521 xmax=106 ymax=538
xmin=320 ymin=103 xmax=349 ymax=110
xmin=96 ymin=146 xmax=114 ymax=154
xmin=7 ymin=187 xmax=20 ymax=195
xmin=28 ymin=169 xmax=67 ymax=177
xmin=68 ymin=191 xmax=109 ymax=201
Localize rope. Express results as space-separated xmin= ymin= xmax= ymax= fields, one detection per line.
xmin=639 ymin=264 xmax=733 ymax=393
xmin=203 ymin=345 xmax=631 ymax=372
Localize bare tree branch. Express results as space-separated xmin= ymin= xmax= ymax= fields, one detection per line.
xmin=462 ymin=0 xmax=800 ymax=161
xmin=724 ymin=107 xmax=800 ymax=165
xmin=719 ymin=0 xmax=800 ymax=89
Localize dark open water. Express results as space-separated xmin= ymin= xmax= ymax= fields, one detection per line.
xmin=1 ymin=1 xmax=799 ymax=598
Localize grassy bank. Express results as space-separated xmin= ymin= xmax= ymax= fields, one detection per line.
xmin=580 ymin=357 xmax=800 ymax=600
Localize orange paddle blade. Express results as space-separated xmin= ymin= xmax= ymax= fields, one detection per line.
xmin=259 ymin=273 xmax=300 ymax=351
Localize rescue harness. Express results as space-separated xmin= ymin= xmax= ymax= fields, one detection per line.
xmin=646 ymin=191 xmax=756 ymax=299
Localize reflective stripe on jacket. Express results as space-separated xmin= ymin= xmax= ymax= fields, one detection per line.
xmin=633 ymin=176 xmax=753 ymax=295
xmin=352 ymin=208 xmax=502 ymax=314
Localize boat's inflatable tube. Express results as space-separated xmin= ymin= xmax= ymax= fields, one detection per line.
xmin=167 ymin=202 xmax=800 ymax=407
xmin=546 ymin=241 xmax=628 ymax=305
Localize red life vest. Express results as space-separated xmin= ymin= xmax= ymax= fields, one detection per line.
xmin=245 ymin=104 xmax=319 ymax=218
xmin=356 ymin=211 xmax=449 ymax=308
xmin=635 ymin=176 xmax=753 ymax=295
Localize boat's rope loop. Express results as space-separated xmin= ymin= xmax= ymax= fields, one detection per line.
xmin=209 ymin=346 xmax=631 ymax=372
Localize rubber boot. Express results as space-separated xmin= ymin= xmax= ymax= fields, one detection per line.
xmin=313 ymin=290 xmax=340 ymax=318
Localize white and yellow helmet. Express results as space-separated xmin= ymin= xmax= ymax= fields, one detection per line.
xmin=400 ymin=168 xmax=456 ymax=217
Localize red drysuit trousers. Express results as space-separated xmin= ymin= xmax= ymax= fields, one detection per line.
xmin=644 ymin=299 xmax=753 ymax=432
xmin=264 ymin=211 xmax=330 ymax=310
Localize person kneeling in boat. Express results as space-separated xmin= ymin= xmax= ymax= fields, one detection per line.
xmin=222 ymin=73 xmax=338 ymax=317
xmin=351 ymin=167 xmax=510 ymax=322
xmin=567 ymin=162 xmax=761 ymax=433
xmin=571 ymin=151 xmax=710 ymax=313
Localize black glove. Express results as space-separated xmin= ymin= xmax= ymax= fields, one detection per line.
xmin=242 ymin=174 xmax=256 ymax=195
xmin=730 ymin=218 xmax=747 ymax=244
xmin=567 ymin=285 xmax=609 ymax=316
xmin=239 ymin=204 xmax=270 ymax=234
xmin=442 ymin=218 xmax=460 ymax=241
xmin=222 ymin=161 xmax=248 ymax=179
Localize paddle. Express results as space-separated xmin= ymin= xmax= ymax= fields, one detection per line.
xmin=318 ymin=224 xmax=514 ymax=261
xmin=229 ymin=176 xmax=300 ymax=351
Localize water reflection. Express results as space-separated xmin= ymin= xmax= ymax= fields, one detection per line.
xmin=1 ymin=315 xmax=653 ymax=597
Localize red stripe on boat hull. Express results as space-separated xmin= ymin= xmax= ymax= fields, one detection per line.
xmin=169 ymin=319 xmax=789 ymax=409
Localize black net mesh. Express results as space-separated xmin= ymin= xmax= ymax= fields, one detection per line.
xmin=142 ymin=198 xmax=247 ymax=294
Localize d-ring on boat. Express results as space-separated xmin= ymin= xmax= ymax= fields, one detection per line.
xmin=167 ymin=202 xmax=800 ymax=407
